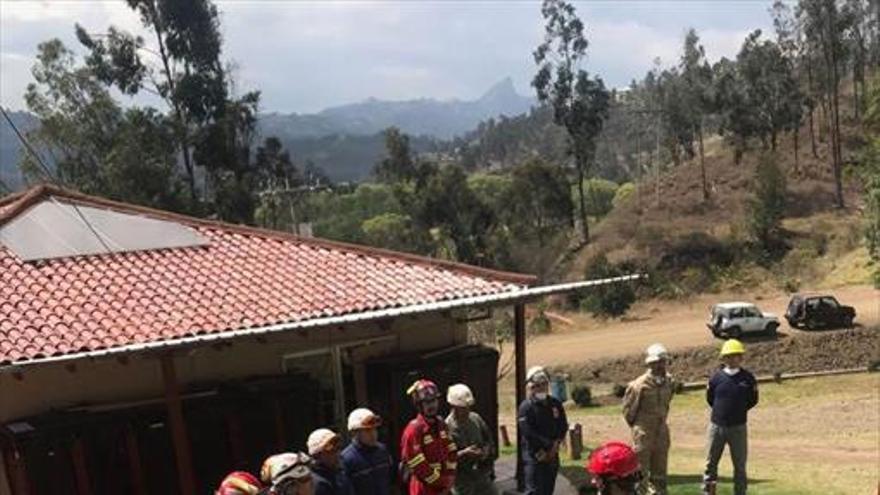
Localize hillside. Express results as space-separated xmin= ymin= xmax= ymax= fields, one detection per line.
xmin=559 ymin=110 xmax=873 ymax=296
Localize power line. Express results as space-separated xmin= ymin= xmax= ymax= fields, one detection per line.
xmin=0 ymin=105 xmax=113 ymax=254
xmin=0 ymin=106 xmax=56 ymax=182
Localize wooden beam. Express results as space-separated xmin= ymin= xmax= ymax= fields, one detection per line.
xmin=160 ymin=355 xmax=197 ymax=495
xmin=124 ymin=425 xmax=147 ymax=495
xmin=70 ymin=437 xmax=91 ymax=495
xmin=272 ymin=399 xmax=286 ymax=451
xmin=2 ymin=441 xmax=30 ymax=495
xmin=514 ymin=303 xmax=526 ymax=492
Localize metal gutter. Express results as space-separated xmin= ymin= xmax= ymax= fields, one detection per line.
xmin=0 ymin=274 xmax=643 ymax=373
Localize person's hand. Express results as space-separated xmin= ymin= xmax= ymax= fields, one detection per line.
xmin=460 ymin=445 xmax=482 ymax=458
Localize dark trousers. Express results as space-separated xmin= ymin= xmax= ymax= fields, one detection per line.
xmin=523 ymin=461 xmax=558 ymax=495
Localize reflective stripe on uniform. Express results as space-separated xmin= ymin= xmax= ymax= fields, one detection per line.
xmin=425 ymin=470 xmax=440 ymax=484
xmin=407 ymin=453 xmax=427 ymax=468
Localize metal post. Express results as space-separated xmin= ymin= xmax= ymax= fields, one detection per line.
xmin=514 ymin=303 xmax=526 ymax=492
xmin=161 ymin=355 xmax=197 ymax=495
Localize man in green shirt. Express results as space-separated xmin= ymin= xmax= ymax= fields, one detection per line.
xmin=445 ymin=383 xmax=498 ymax=495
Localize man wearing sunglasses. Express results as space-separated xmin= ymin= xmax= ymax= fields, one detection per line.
xmin=400 ymin=379 xmax=457 ymax=495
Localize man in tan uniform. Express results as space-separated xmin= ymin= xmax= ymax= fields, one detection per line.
xmin=622 ymin=343 xmax=674 ymax=495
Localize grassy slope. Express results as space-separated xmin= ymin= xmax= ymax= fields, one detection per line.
xmin=500 ymin=373 xmax=879 ymax=495
xmin=558 ymin=107 xmax=873 ymax=293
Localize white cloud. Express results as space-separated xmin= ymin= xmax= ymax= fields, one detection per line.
xmin=1 ymin=1 xmax=773 ymax=113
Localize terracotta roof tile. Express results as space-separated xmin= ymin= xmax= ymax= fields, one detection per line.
xmin=0 ymin=185 xmax=534 ymax=365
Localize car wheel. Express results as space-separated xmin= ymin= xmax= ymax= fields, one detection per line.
xmin=765 ymin=323 xmax=779 ymax=337
xmin=728 ymin=326 xmax=742 ymax=339
xmin=843 ymin=317 xmax=854 ymax=329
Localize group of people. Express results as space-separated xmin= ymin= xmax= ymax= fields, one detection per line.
xmin=214 ymin=337 xmax=758 ymax=495
xmin=214 ymin=379 xmax=497 ymax=495
xmin=611 ymin=338 xmax=758 ymax=495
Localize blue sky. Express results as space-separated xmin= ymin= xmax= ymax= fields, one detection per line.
xmin=0 ymin=1 xmax=775 ymax=114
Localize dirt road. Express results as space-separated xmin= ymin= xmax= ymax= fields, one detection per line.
xmin=525 ymin=284 xmax=878 ymax=366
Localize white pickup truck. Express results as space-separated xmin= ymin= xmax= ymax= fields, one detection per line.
xmin=707 ymin=302 xmax=780 ymax=338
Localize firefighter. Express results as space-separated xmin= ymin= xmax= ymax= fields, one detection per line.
xmin=216 ymin=471 xmax=264 ymax=495
xmin=340 ymin=408 xmax=394 ymax=495
xmin=702 ymin=339 xmax=758 ymax=495
xmin=517 ymin=366 xmax=568 ymax=495
xmin=444 ymin=383 xmax=498 ymax=495
xmin=622 ymin=343 xmax=674 ymax=495
xmin=308 ymin=428 xmax=354 ymax=495
xmin=400 ymin=379 xmax=457 ymax=495
xmin=261 ymin=452 xmax=315 ymax=495
xmin=586 ymin=441 xmax=642 ymax=495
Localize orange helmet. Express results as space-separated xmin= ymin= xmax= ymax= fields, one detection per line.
xmin=216 ymin=471 xmax=262 ymax=495
xmin=407 ymin=379 xmax=440 ymax=404
xmin=587 ymin=441 xmax=640 ymax=479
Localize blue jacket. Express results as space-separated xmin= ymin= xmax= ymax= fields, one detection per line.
xmin=340 ymin=440 xmax=394 ymax=495
xmin=707 ymin=368 xmax=758 ymax=427
xmin=312 ymin=462 xmax=354 ymax=495
xmin=517 ymin=396 xmax=568 ymax=463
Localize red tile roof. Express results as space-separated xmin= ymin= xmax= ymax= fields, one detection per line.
xmin=0 ymin=185 xmax=534 ymax=366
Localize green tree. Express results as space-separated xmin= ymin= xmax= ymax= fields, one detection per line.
xmin=532 ymin=0 xmax=610 ymax=244
xmin=508 ymin=159 xmax=573 ymax=246
xmin=374 ymin=127 xmax=416 ymax=183
xmin=679 ymin=29 xmax=714 ymax=200
xmin=361 ymin=213 xmax=423 ymax=253
xmin=747 ymin=153 xmax=787 ymax=252
xmin=737 ymin=31 xmax=804 ymax=153
xmin=414 ymin=165 xmax=496 ymax=265
xmin=76 ymin=0 xmax=228 ymax=203
xmin=798 ymin=0 xmax=849 ymax=207
xmin=22 ymin=39 xmax=184 ymax=210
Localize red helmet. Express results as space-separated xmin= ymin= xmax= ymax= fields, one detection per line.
xmin=587 ymin=441 xmax=640 ymax=479
xmin=407 ymin=379 xmax=440 ymax=404
xmin=216 ymin=471 xmax=262 ymax=495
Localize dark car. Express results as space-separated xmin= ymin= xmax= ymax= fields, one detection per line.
xmin=785 ymin=294 xmax=856 ymax=330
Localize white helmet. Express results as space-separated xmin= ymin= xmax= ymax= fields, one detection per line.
xmin=347 ymin=408 xmax=382 ymax=431
xmin=307 ymin=428 xmax=340 ymax=455
xmin=526 ymin=366 xmax=550 ymax=384
xmin=645 ymin=343 xmax=669 ymax=364
xmin=447 ymin=383 xmax=475 ymax=407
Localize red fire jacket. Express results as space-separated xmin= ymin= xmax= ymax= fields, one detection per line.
xmin=400 ymin=413 xmax=458 ymax=495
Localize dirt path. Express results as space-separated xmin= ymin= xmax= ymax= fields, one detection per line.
xmin=526 ymin=284 xmax=878 ymax=366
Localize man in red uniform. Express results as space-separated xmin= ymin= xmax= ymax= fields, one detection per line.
xmin=400 ymin=379 xmax=458 ymax=495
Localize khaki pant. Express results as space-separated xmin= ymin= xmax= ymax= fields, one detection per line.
xmin=632 ymin=422 xmax=670 ymax=495
xmin=702 ymin=423 xmax=748 ymax=495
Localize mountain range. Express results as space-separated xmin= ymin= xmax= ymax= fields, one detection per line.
xmin=0 ymin=78 xmax=534 ymax=188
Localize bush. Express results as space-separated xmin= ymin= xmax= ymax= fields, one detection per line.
xmin=528 ymin=308 xmax=552 ymax=335
xmin=612 ymin=384 xmax=627 ymax=398
xmin=580 ymin=254 xmax=637 ymax=317
xmin=747 ymin=153 xmax=787 ymax=252
xmin=612 ymin=182 xmax=635 ymax=209
xmin=571 ymin=385 xmax=592 ymax=407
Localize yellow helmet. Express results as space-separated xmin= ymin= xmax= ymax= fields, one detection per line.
xmin=720 ymin=339 xmax=746 ymax=357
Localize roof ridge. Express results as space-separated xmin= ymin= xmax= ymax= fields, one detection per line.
xmin=0 ymin=183 xmax=536 ymax=285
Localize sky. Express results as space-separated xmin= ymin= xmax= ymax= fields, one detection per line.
xmin=0 ymin=1 xmax=775 ymax=115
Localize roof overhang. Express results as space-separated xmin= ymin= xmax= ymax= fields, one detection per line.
xmin=0 ymin=274 xmax=643 ymax=374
